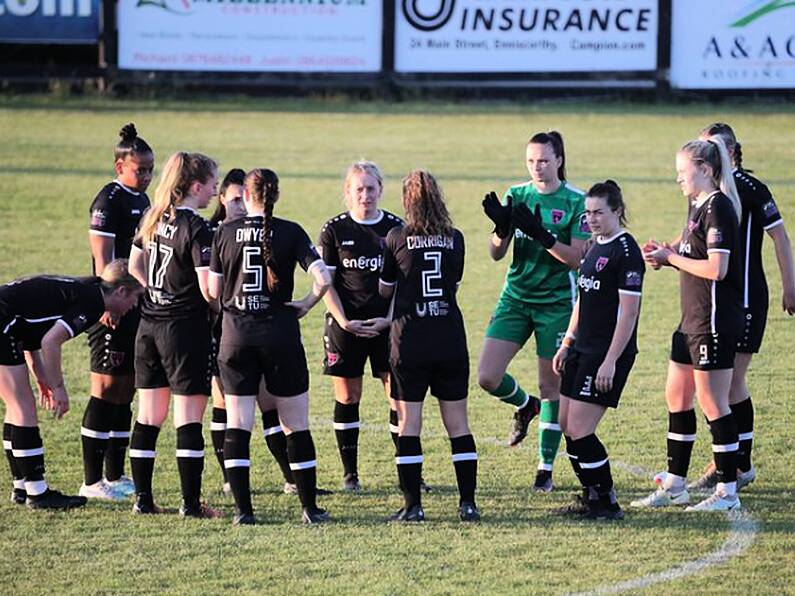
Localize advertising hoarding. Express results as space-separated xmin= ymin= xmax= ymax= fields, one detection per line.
xmin=0 ymin=0 xmax=99 ymax=43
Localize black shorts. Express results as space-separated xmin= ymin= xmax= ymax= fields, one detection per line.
xmin=670 ymin=329 xmax=736 ymax=371
xmin=0 ymin=317 xmax=24 ymax=366
xmin=218 ymin=340 xmax=309 ymax=397
xmin=390 ymin=351 xmax=469 ymax=403
xmin=322 ymin=314 xmax=390 ymax=378
xmin=736 ymin=306 xmax=767 ymax=354
xmin=88 ymin=307 xmax=140 ymax=376
xmin=559 ymin=348 xmax=635 ymax=409
xmin=135 ymin=316 xmax=212 ymax=395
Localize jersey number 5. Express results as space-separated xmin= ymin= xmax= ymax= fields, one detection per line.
xmin=422 ymin=251 xmax=443 ymax=298
xmin=147 ymin=243 xmax=174 ymax=289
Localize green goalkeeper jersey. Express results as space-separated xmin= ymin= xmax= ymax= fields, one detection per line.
xmin=502 ymin=181 xmax=590 ymax=304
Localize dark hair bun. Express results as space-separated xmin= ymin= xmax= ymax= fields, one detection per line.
xmin=605 ymin=179 xmax=621 ymax=191
xmin=119 ymin=123 xmax=138 ymax=142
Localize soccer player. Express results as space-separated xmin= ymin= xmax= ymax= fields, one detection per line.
xmin=633 ymin=136 xmax=744 ymax=511
xmin=209 ymin=168 xmax=333 ymax=525
xmin=479 ymin=131 xmax=590 ymax=492
xmin=551 ymin=181 xmax=644 ymax=520
xmin=81 ymin=123 xmax=153 ymax=500
xmin=207 ymin=169 xmax=302 ymax=497
xmin=318 ymin=161 xmax=403 ymax=491
xmin=1 ymin=261 xmax=142 ymax=509
xmin=128 ymin=151 xmax=220 ymax=518
xmin=379 ymin=170 xmax=478 ymax=522
xmin=681 ymin=123 xmax=795 ymax=491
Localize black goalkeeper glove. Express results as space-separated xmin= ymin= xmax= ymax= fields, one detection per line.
xmin=482 ymin=191 xmax=512 ymax=239
xmin=513 ymin=203 xmax=556 ymax=249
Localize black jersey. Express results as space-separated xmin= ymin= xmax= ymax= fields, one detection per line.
xmin=734 ymin=169 xmax=784 ymax=309
xmin=132 ymin=207 xmax=212 ymax=321
xmin=89 ymin=181 xmax=151 ymax=274
xmin=677 ymin=191 xmax=742 ymax=336
xmin=210 ymin=215 xmax=322 ymax=346
xmin=574 ymin=231 xmax=645 ymax=355
xmin=319 ymin=210 xmax=403 ymax=319
xmin=380 ymin=227 xmax=466 ymax=354
xmin=0 ymin=276 xmax=105 ymax=349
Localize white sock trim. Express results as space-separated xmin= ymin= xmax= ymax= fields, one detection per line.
xmin=13 ymin=479 xmax=26 ymax=490
xmin=389 ymin=424 xmax=400 ymax=434
xmin=538 ymin=422 xmax=561 ymax=432
xmin=667 ymin=432 xmax=697 ymax=442
xmin=224 ymin=459 xmax=251 ymax=469
xmin=579 ymin=457 xmax=609 ymax=470
xmin=12 ymin=447 xmax=44 ymax=458
xmin=538 ymin=462 xmax=553 ymax=472
xmin=263 ymin=425 xmax=283 ymax=437
xmin=2 ymin=440 xmax=11 ymax=450
xmin=210 ymin=422 xmax=227 ymax=431
xmin=395 ymin=455 xmax=424 ymax=465
xmin=516 ymin=394 xmax=530 ymax=409
xmin=451 ymin=452 xmax=478 ymax=462
xmin=712 ymin=442 xmax=739 ymax=453
xmin=81 ymin=427 xmax=110 ymax=440
xmin=717 ymin=481 xmax=737 ymax=496
xmin=108 ymin=430 xmax=130 ymax=439
xmin=289 ymin=459 xmax=317 ymax=471
xmin=129 ymin=449 xmax=156 ymax=459
xmin=738 ymin=431 xmax=753 ymax=441
xmin=25 ymin=479 xmax=47 ymax=496
xmin=176 ymin=449 xmax=205 ymax=458
xmin=333 ymin=421 xmax=361 ymax=431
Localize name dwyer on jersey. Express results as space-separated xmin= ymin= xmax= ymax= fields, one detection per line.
xmin=342 ymin=255 xmax=382 ymax=271
xmin=236 ymin=227 xmax=269 ymax=243
xmin=406 ymin=235 xmax=454 ymax=250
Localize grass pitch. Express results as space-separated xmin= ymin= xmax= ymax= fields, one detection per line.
xmin=0 ymin=96 xmax=794 ymax=595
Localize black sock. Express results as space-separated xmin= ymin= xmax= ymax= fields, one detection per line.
xmin=211 ymin=407 xmax=228 ymax=482
xmin=286 ymin=430 xmax=318 ymax=509
xmin=262 ymin=409 xmax=293 ymax=483
xmin=396 ymin=436 xmax=422 ymax=509
xmin=12 ymin=425 xmax=47 ymax=497
xmin=130 ymin=422 xmax=160 ymax=501
xmin=3 ymin=423 xmax=24 ymax=490
xmin=333 ymin=401 xmax=360 ymax=477
xmin=667 ymin=410 xmax=696 ymax=479
xmin=389 ymin=409 xmax=399 ymax=450
xmin=730 ymin=397 xmax=754 ymax=472
xmin=450 ymin=434 xmax=477 ymax=505
xmin=708 ymin=413 xmax=739 ymax=488
xmin=564 ymin=435 xmax=585 ymax=489
xmin=176 ymin=423 xmax=204 ymax=509
xmin=81 ymin=397 xmax=113 ymax=485
xmin=224 ymin=428 xmax=252 ymax=515
xmin=105 ymin=402 xmax=133 ymax=482
xmin=572 ymin=434 xmax=613 ymax=497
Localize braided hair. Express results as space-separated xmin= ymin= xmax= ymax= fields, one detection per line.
xmin=244 ymin=168 xmax=281 ymax=292
xmin=700 ymin=122 xmax=751 ymax=173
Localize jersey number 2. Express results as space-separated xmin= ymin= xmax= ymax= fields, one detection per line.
xmin=422 ymin=251 xmax=443 ymax=298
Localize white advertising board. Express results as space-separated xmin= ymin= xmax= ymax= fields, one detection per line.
xmin=671 ymin=0 xmax=795 ymax=89
xmin=118 ymin=0 xmax=382 ymax=72
xmin=395 ymin=0 xmax=658 ymax=73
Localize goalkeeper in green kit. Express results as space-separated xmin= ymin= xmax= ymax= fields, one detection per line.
xmin=478 ymin=131 xmax=590 ymax=492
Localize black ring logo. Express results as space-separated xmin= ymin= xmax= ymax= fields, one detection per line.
xmin=402 ymin=0 xmax=456 ymax=32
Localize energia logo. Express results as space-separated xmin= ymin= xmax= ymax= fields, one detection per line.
xmin=136 ymin=0 xmax=192 ymax=15
xmin=731 ymin=0 xmax=795 ymax=27
xmin=402 ymin=0 xmax=456 ymax=32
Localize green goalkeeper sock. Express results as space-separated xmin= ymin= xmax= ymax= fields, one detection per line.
xmin=538 ymin=399 xmax=561 ymax=470
xmin=489 ymin=373 xmax=529 ymax=408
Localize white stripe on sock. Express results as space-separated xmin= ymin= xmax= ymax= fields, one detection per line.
xmin=717 ymin=481 xmax=737 ymax=496
xmin=712 ymin=442 xmax=739 ymax=453
xmin=263 ymin=425 xmax=283 ymax=437
xmin=289 ymin=459 xmax=317 ymax=471
xmin=81 ymin=427 xmax=110 ymax=440
xmin=389 ymin=424 xmax=400 ymax=434
xmin=451 ymin=452 xmax=478 ymax=462
xmin=333 ymin=421 xmax=361 ymax=431
xmin=516 ymin=394 xmax=530 ymax=409
xmin=13 ymin=479 xmax=26 ymax=490
xmin=395 ymin=455 xmax=424 ymax=465
xmin=579 ymin=457 xmax=609 ymax=470
xmin=566 ymin=452 xmax=578 ymax=460
xmin=738 ymin=431 xmax=753 ymax=441
xmin=176 ymin=449 xmax=205 ymax=458
xmin=2 ymin=440 xmax=11 ymax=450
xmin=12 ymin=447 xmax=44 ymax=458
xmin=108 ymin=430 xmax=130 ymax=439
xmin=538 ymin=422 xmax=561 ymax=431
xmin=538 ymin=462 xmax=553 ymax=472
xmin=25 ymin=479 xmax=47 ymax=496
xmin=210 ymin=422 xmax=227 ymax=431
xmin=129 ymin=449 xmax=156 ymax=459
xmin=224 ymin=459 xmax=251 ymax=469
xmin=667 ymin=432 xmax=697 ymax=442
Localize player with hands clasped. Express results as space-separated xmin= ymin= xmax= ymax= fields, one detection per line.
xmin=82 ymin=123 xmax=154 ymax=501
xmin=1 ymin=261 xmax=142 ymax=510
xmin=479 ymin=131 xmax=590 ymax=492
xmin=128 ymin=151 xmax=220 ymax=518
xmin=380 ymin=170 xmax=478 ymax=523
xmin=633 ymin=136 xmax=744 ymax=512
xmin=550 ymin=181 xmax=644 ymax=520
xmin=318 ymin=161 xmax=403 ymax=492
xmin=209 ymin=168 xmax=333 ymax=525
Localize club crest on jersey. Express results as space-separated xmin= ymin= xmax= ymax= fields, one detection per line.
xmin=578 ymin=213 xmax=591 ymax=234
xmin=327 ymin=352 xmax=339 ymax=366
xmin=595 ymin=256 xmax=609 ymax=272
xmin=551 ymin=209 xmax=565 ymax=224
xmin=707 ymin=227 xmax=723 ymax=244
xmin=763 ymin=200 xmax=779 ymax=218
xmin=91 ymin=209 xmax=107 ymax=228
xmin=107 ymin=350 xmax=125 ymax=368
